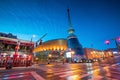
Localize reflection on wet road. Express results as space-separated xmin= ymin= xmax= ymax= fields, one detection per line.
xmin=35 ymin=56 xmax=120 ymax=80
xmin=0 ymin=72 xmax=36 ymax=80
xmin=0 ymin=56 xmax=120 ymax=80
xmin=35 ymin=62 xmax=120 ymax=80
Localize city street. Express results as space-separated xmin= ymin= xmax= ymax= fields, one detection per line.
xmin=0 ymin=0 xmax=120 ymax=80
xmin=0 ymin=56 xmax=120 ymax=80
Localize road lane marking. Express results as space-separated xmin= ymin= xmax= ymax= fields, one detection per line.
xmin=59 ymin=73 xmax=75 ymax=77
xmin=30 ymin=71 xmax=45 ymax=80
xmin=88 ymin=75 xmax=103 ymax=80
xmin=60 ymin=73 xmax=91 ymax=78
xmin=111 ymin=64 xmax=117 ymax=67
xmin=54 ymin=69 xmax=83 ymax=75
xmin=3 ymin=72 xmax=30 ymax=77
xmin=111 ymin=65 xmax=120 ymax=69
xmin=37 ymin=66 xmax=84 ymax=74
xmin=1 ymin=73 xmax=29 ymax=80
xmin=79 ymin=73 xmax=91 ymax=78
xmin=110 ymin=71 xmax=120 ymax=75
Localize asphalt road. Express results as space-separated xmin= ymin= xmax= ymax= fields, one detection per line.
xmin=0 ymin=55 xmax=120 ymax=80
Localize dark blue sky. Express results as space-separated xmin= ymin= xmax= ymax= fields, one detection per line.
xmin=0 ymin=0 xmax=120 ymax=50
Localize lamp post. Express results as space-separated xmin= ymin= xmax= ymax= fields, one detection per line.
xmin=71 ymin=51 xmax=75 ymax=62
xmin=35 ymin=57 xmax=39 ymax=64
xmin=31 ymin=35 xmax=36 ymax=42
xmin=48 ymin=54 xmax=52 ymax=64
xmin=30 ymin=35 xmax=36 ymax=64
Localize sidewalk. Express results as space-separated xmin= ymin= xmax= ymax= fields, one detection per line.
xmin=0 ymin=65 xmax=34 ymax=71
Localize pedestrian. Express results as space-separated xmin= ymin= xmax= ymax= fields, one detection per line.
xmin=62 ymin=59 xmax=64 ymax=64
xmin=48 ymin=60 xmax=50 ymax=64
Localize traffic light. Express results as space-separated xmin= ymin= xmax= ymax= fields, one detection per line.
xmin=39 ymin=40 xmax=42 ymax=45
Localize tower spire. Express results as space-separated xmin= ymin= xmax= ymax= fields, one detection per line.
xmin=67 ymin=8 xmax=75 ymax=34
xmin=67 ymin=8 xmax=72 ymax=28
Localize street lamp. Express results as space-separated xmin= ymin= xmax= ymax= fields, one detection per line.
xmin=48 ymin=54 xmax=52 ymax=58
xmin=105 ymin=37 xmax=120 ymax=53
xmin=30 ymin=35 xmax=36 ymax=63
xmin=35 ymin=57 xmax=39 ymax=61
xmin=48 ymin=54 xmax=52 ymax=64
xmin=31 ymin=35 xmax=36 ymax=42
xmin=35 ymin=57 xmax=39 ymax=63
xmin=71 ymin=51 xmax=75 ymax=55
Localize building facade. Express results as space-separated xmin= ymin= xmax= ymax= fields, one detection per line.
xmin=33 ymin=39 xmax=67 ymax=62
xmin=84 ymin=48 xmax=113 ymax=60
xmin=0 ymin=33 xmax=34 ymax=57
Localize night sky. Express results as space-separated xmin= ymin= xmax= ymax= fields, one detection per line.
xmin=0 ymin=0 xmax=120 ymax=50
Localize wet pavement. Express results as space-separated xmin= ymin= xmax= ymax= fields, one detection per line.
xmin=35 ymin=63 xmax=120 ymax=80
xmin=0 ymin=55 xmax=120 ymax=80
xmin=0 ymin=67 xmax=36 ymax=80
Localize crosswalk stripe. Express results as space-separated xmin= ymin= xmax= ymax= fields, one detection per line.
xmin=2 ymin=73 xmax=29 ymax=80
xmin=59 ymin=73 xmax=75 ymax=77
xmin=37 ymin=67 xmax=47 ymax=71
xmin=37 ymin=66 xmax=83 ymax=73
xmin=111 ymin=66 xmax=120 ymax=69
xmin=60 ymin=73 xmax=91 ymax=78
xmin=88 ymin=75 xmax=103 ymax=80
xmin=80 ymin=73 xmax=91 ymax=78
xmin=106 ymin=75 xmax=120 ymax=80
xmin=1 ymin=71 xmax=45 ymax=80
xmin=3 ymin=72 xmax=29 ymax=77
xmin=110 ymin=71 xmax=120 ymax=75
xmin=30 ymin=71 xmax=45 ymax=80
xmin=111 ymin=64 xmax=117 ymax=67
xmin=54 ymin=69 xmax=82 ymax=75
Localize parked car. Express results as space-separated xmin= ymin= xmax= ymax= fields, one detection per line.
xmin=79 ymin=59 xmax=94 ymax=63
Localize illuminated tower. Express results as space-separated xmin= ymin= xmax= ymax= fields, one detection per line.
xmin=67 ymin=8 xmax=84 ymax=59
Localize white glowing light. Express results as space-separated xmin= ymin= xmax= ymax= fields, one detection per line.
xmin=32 ymin=35 xmax=36 ymax=38
xmin=24 ymin=54 xmax=27 ymax=58
xmin=66 ymin=52 xmax=72 ymax=58
xmin=113 ymin=51 xmax=118 ymax=54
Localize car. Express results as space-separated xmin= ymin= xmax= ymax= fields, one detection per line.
xmin=79 ymin=58 xmax=87 ymax=63
xmin=88 ymin=59 xmax=94 ymax=63
xmin=93 ymin=58 xmax=98 ymax=62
